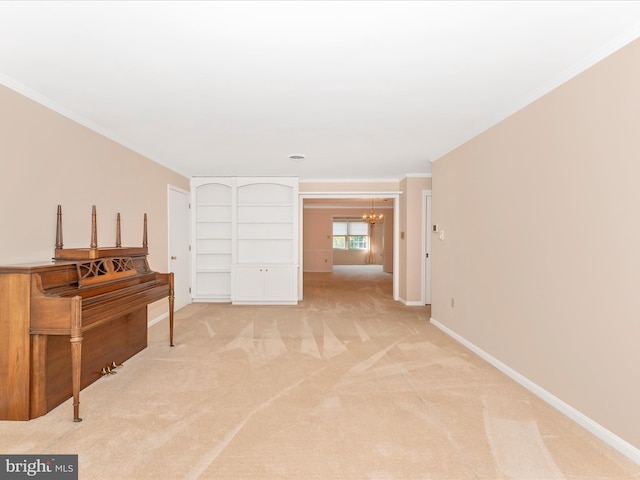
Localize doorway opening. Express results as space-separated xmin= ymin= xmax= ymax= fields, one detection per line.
xmin=299 ymin=194 xmax=400 ymax=302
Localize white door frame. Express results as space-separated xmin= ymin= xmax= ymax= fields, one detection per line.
xmin=298 ymin=191 xmax=402 ymax=301
xmin=422 ymin=190 xmax=432 ymax=305
xmin=168 ymin=185 xmax=191 ymax=311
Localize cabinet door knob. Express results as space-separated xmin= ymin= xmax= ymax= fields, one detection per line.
xmin=171 ymin=256 xmax=177 ymax=260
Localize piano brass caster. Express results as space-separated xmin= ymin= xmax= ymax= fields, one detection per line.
xmin=100 ymin=361 xmax=123 ymax=376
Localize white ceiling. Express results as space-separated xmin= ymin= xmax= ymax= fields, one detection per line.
xmin=1 ymin=1 xmax=640 ymax=181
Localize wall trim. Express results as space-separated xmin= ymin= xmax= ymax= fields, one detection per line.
xmin=0 ymin=71 xmax=188 ymax=177
xmin=404 ymin=173 xmax=432 ymax=178
xmin=148 ymin=312 xmax=169 ymax=328
xmin=397 ymin=297 xmax=424 ymax=307
xmin=430 ymin=24 xmax=640 ymax=165
xmin=430 ymin=317 xmax=640 ymax=465
xmin=404 ymin=301 xmax=425 ymax=306
xmin=0 ymin=72 xmax=111 ymax=139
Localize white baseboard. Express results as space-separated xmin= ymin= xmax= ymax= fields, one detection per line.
xmin=404 ymin=301 xmax=425 ymax=306
xmin=148 ymin=312 xmax=169 ymax=328
xmin=430 ymin=317 xmax=640 ymax=465
xmin=397 ymin=297 xmax=425 ymax=306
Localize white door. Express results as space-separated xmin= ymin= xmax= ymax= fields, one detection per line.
xmin=424 ymin=193 xmax=432 ymax=305
xmin=169 ymin=186 xmax=191 ymax=310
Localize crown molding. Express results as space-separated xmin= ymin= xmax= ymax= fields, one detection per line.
xmin=299 ymin=173 xmax=431 ymax=183
xmin=0 ymin=72 xmax=121 ymax=146
xmin=404 ymin=173 xmax=432 ymax=178
xmin=0 ymin=72 xmax=188 ymax=178
xmin=431 ymin=24 xmax=640 ymax=163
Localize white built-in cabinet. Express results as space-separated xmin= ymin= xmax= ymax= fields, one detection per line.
xmin=191 ymin=177 xmax=299 ymax=305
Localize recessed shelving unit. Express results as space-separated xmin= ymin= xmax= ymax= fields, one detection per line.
xmin=191 ymin=178 xmax=233 ymax=301
xmin=191 ymin=176 xmax=299 ymax=304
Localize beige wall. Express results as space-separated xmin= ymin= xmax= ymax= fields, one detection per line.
xmin=0 ymin=80 xmax=433 ymax=315
xmin=0 ymin=84 xmax=189 ymax=319
xmin=299 ymin=180 xmax=400 ymax=193
xmin=302 ymin=207 xmax=334 ymax=272
xmin=432 ymin=39 xmax=640 ymax=450
xmin=382 ymin=209 xmax=394 ymax=273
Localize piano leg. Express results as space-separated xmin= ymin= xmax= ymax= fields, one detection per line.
xmin=70 ymin=335 xmax=82 ymax=422
xmin=169 ymin=272 xmax=175 ymax=347
xmin=70 ymin=296 xmax=83 ymax=422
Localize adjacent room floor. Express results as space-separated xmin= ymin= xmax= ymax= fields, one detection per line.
xmin=1 ymin=265 xmax=638 ymax=479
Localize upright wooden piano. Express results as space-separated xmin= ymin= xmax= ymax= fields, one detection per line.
xmin=0 ymin=206 xmax=174 ymax=422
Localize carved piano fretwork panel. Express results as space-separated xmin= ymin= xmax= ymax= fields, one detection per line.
xmin=77 ymin=257 xmax=137 ymax=286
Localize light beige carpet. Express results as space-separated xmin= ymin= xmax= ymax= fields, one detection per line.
xmin=1 ymin=265 xmax=639 ymax=479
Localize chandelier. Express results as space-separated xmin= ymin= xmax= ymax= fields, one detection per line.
xmin=363 ymin=199 xmax=384 ymax=225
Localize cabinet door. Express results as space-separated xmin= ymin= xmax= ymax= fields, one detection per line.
xmin=232 ymin=265 xmax=297 ymax=304
xmin=232 ymin=266 xmax=265 ymax=302
xmin=264 ymin=266 xmax=296 ymax=302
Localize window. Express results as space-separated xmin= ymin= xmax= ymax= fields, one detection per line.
xmin=333 ymin=218 xmax=369 ymax=250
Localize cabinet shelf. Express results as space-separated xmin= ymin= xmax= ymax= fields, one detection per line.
xmin=196 ymin=236 xmax=232 ymax=240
